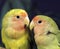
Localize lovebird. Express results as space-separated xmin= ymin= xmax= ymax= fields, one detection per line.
xmin=30 ymin=15 xmax=60 ymax=49
xmin=1 ymin=9 xmax=30 ymax=49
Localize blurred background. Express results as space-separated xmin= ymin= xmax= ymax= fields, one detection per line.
xmin=0 ymin=0 xmax=60 ymax=49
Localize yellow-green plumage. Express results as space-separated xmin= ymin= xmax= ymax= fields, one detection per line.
xmin=30 ymin=15 xmax=60 ymax=49
xmin=1 ymin=9 xmax=30 ymax=49
xmin=2 ymin=29 xmax=30 ymax=49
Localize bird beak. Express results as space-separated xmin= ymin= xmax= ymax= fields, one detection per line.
xmin=30 ymin=21 xmax=34 ymax=30
xmin=24 ymin=16 xmax=30 ymax=27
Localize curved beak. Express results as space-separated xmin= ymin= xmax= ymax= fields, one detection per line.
xmin=30 ymin=21 xmax=34 ymax=30
xmin=24 ymin=16 xmax=30 ymax=27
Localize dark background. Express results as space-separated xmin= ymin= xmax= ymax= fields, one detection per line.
xmin=0 ymin=0 xmax=60 ymax=49
xmin=0 ymin=0 xmax=60 ymax=29
xmin=30 ymin=0 xmax=60 ymax=28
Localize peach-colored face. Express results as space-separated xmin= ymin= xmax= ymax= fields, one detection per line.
xmin=5 ymin=11 xmax=28 ymax=39
xmin=11 ymin=12 xmax=28 ymax=31
xmin=33 ymin=16 xmax=49 ymax=36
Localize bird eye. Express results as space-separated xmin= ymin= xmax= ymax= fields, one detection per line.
xmin=38 ymin=20 xmax=42 ymax=24
xmin=16 ymin=16 xmax=20 ymax=19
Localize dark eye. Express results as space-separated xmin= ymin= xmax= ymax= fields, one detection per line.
xmin=38 ymin=20 xmax=42 ymax=23
xmin=16 ymin=16 xmax=20 ymax=19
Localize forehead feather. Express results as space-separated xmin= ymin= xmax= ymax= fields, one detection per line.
xmin=4 ymin=9 xmax=27 ymax=18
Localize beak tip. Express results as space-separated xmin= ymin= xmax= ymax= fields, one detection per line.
xmin=24 ymin=16 xmax=30 ymax=26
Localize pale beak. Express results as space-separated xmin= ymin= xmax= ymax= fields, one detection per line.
xmin=24 ymin=16 xmax=30 ymax=27
xmin=30 ymin=21 xmax=34 ymax=30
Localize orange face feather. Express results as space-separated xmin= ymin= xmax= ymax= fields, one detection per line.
xmin=19 ymin=12 xmax=27 ymax=17
xmin=4 ymin=9 xmax=29 ymax=39
xmin=32 ymin=16 xmax=49 ymax=35
xmin=11 ymin=11 xmax=28 ymax=31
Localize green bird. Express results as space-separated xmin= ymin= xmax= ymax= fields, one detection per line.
xmin=1 ymin=9 xmax=30 ymax=49
xmin=30 ymin=15 xmax=60 ymax=49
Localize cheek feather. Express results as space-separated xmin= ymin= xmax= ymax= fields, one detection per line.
xmin=34 ymin=26 xmax=45 ymax=35
xmin=11 ymin=18 xmax=25 ymax=31
xmin=34 ymin=21 xmax=48 ymax=35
